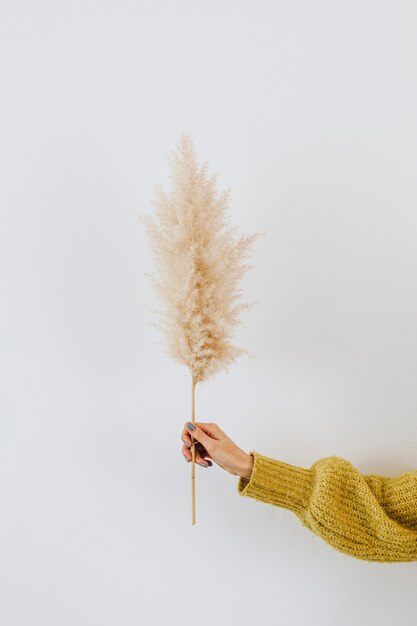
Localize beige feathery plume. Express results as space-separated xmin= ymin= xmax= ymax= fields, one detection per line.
xmin=140 ymin=132 xmax=262 ymax=524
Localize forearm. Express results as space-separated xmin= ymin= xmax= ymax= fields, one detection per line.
xmin=237 ymin=451 xmax=417 ymax=562
xmin=238 ymin=451 xmax=313 ymax=515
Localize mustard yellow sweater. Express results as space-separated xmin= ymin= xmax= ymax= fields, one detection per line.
xmin=237 ymin=451 xmax=417 ymax=562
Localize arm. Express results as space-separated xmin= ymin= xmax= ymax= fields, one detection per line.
xmin=238 ymin=451 xmax=417 ymax=563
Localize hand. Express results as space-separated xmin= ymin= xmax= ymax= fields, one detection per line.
xmin=180 ymin=421 xmax=254 ymax=479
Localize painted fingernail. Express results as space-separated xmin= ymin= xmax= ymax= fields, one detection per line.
xmin=183 ymin=453 xmax=189 ymax=462
xmin=199 ymin=462 xmax=208 ymax=468
xmin=187 ymin=422 xmax=196 ymax=431
xmin=183 ymin=440 xmax=191 ymax=448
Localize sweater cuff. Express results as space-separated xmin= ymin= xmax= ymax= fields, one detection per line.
xmin=237 ymin=450 xmax=313 ymax=516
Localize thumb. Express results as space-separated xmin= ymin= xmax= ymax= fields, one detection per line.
xmin=186 ymin=422 xmax=213 ymax=452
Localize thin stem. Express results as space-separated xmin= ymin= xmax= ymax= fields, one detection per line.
xmin=191 ymin=375 xmax=196 ymax=525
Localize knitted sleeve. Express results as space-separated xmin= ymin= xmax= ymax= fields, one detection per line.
xmin=237 ymin=451 xmax=417 ymax=562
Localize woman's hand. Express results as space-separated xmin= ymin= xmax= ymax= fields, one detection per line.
xmin=180 ymin=421 xmax=254 ymax=480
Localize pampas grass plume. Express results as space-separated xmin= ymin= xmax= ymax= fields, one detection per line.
xmin=140 ymin=132 xmax=262 ymax=385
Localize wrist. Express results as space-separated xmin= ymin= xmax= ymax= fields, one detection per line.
xmin=238 ymin=452 xmax=254 ymax=480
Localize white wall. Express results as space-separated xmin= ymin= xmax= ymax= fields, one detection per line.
xmin=1 ymin=1 xmax=417 ymax=624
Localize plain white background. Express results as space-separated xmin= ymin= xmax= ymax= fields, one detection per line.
xmin=1 ymin=1 xmax=417 ymax=624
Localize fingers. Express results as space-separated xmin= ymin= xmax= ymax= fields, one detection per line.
xmin=181 ymin=440 xmax=209 ymax=458
xmin=185 ymin=422 xmax=214 ymax=452
xmin=181 ymin=427 xmax=192 ymax=448
xmin=181 ymin=422 xmax=216 ymax=467
xmin=194 ymin=422 xmax=223 ymax=439
xmin=182 ymin=442 xmax=213 ymax=467
xmin=181 ymin=421 xmax=222 ymax=447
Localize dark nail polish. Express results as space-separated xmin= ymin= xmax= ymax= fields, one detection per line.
xmin=187 ymin=422 xmax=196 ymax=431
xmin=199 ymin=462 xmax=208 ymax=468
xmin=183 ymin=453 xmax=189 ymax=462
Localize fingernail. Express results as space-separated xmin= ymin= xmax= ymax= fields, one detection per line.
xmin=183 ymin=453 xmax=189 ymax=462
xmin=199 ymin=462 xmax=208 ymax=468
xmin=184 ymin=441 xmax=191 ymax=448
xmin=187 ymin=422 xmax=196 ymax=431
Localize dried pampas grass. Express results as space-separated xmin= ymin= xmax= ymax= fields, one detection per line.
xmin=140 ymin=132 xmax=262 ymax=523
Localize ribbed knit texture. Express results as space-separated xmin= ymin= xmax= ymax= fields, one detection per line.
xmin=237 ymin=451 xmax=417 ymax=562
